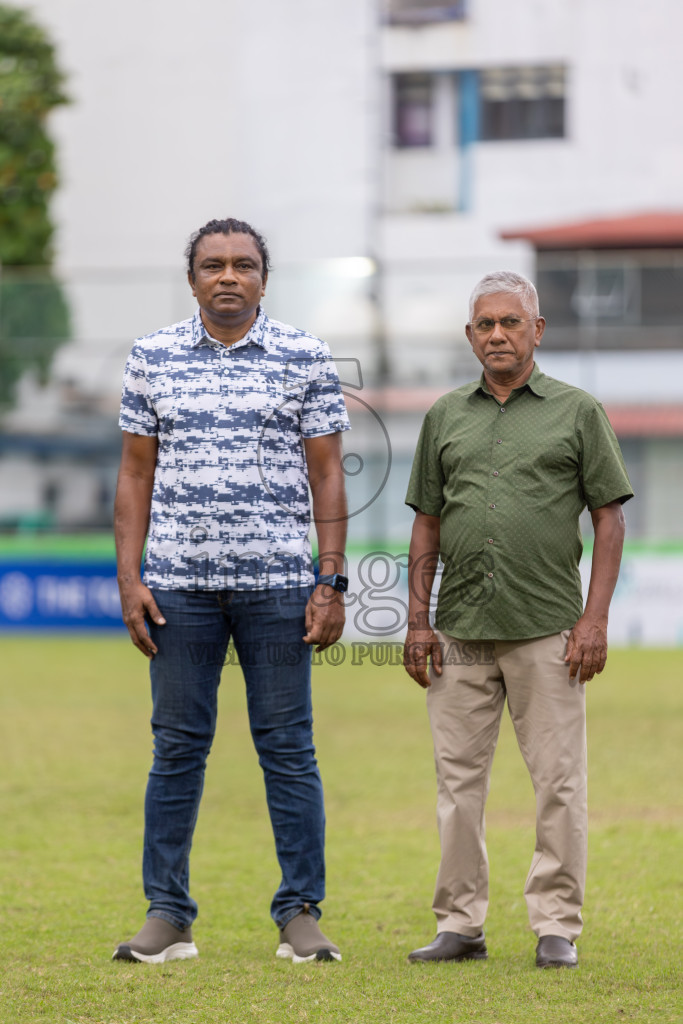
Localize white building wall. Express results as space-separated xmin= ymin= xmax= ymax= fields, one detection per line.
xmin=2 ymin=0 xmax=380 ymax=424
xmin=4 ymin=0 xmax=376 ymax=351
xmin=382 ymin=0 xmax=683 ymax=229
xmin=18 ymin=0 xmax=376 ymax=272
xmin=26 ymin=2 xmax=240 ymax=272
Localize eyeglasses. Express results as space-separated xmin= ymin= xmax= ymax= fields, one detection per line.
xmin=468 ymin=316 xmax=538 ymax=336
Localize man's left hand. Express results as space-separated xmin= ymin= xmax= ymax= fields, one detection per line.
xmin=565 ymin=614 xmax=608 ymax=683
xmin=303 ymin=585 xmax=345 ymax=652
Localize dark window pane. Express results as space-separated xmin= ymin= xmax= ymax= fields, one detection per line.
xmin=386 ymin=0 xmax=467 ymax=24
xmin=589 ymin=268 xmax=630 ymax=322
xmin=479 ymin=66 xmax=565 ymax=141
xmin=537 ymin=255 xmax=683 ymax=349
xmin=394 ymin=74 xmax=433 ymax=147
xmin=641 ymin=267 xmax=683 ymax=325
xmin=537 ymin=267 xmax=579 ymax=327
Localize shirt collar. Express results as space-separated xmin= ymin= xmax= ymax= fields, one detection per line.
xmin=474 ymin=362 xmax=548 ymax=398
xmin=190 ymin=306 xmax=269 ymax=351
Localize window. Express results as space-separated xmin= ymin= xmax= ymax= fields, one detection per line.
xmin=385 ymin=0 xmax=467 ymax=24
xmin=480 ymin=66 xmax=565 ymax=141
xmin=640 ymin=265 xmax=683 ymax=325
xmin=393 ymin=74 xmax=434 ymax=147
xmin=535 ymin=263 xmax=579 ymax=327
xmin=536 ymin=252 xmax=683 ymax=349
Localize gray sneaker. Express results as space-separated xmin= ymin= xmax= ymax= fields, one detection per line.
xmin=276 ymin=906 xmax=341 ymax=963
xmin=112 ymin=917 xmax=198 ymax=964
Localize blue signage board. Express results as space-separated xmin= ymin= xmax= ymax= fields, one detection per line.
xmin=0 ymin=561 xmax=124 ymax=631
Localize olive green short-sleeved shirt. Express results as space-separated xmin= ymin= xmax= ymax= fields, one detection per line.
xmin=405 ymin=364 xmax=633 ymax=641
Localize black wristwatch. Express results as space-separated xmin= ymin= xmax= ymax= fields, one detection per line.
xmin=316 ymin=573 xmax=349 ymax=593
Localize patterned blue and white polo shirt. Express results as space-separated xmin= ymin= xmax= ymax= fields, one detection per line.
xmin=119 ymin=307 xmax=350 ymax=591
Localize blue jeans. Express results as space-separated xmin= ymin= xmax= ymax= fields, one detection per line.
xmin=143 ymin=586 xmax=325 ymax=930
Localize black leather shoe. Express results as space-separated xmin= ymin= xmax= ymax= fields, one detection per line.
xmin=535 ymin=935 xmax=578 ymax=968
xmin=408 ymin=931 xmax=488 ymax=963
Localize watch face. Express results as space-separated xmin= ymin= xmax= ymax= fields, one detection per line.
xmin=318 ymin=573 xmax=349 ymax=592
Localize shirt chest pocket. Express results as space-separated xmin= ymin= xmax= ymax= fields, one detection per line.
xmin=512 ymin=440 xmax=579 ymax=499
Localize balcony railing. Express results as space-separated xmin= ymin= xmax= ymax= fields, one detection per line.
xmin=384 ymin=1 xmax=467 ymax=25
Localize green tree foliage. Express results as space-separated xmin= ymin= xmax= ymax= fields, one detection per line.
xmin=0 ymin=3 xmax=70 ymax=409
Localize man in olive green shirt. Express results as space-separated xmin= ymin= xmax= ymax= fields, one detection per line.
xmin=403 ymin=271 xmax=632 ymax=969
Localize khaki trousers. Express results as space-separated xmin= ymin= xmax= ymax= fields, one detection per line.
xmin=426 ymin=630 xmax=587 ymax=942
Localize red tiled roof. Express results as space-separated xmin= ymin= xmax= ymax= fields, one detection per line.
xmin=603 ymin=405 xmax=683 ymax=437
xmin=500 ymin=212 xmax=683 ymax=250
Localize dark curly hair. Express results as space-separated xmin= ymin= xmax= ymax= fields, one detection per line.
xmin=185 ymin=218 xmax=271 ymax=281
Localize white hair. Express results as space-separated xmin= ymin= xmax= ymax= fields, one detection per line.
xmin=469 ymin=271 xmax=539 ymax=320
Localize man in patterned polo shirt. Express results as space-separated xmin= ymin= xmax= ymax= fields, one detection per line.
xmin=112 ymin=218 xmax=350 ymax=964
xmin=403 ymin=270 xmax=632 ymax=969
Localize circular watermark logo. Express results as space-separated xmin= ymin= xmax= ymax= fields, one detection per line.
xmin=256 ymin=362 xmax=392 ymax=522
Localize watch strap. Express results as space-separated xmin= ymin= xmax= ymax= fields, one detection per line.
xmin=317 ymin=573 xmax=349 ymax=593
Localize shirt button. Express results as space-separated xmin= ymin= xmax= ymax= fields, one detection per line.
xmin=500 ymin=406 xmax=506 ymax=412
xmin=487 ymin=572 xmax=494 ymax=578
xmin=496 ymin=439 xmax=503 ymax=444
xmin=487 ymin=538 xmax=494 ymax=544
xmin=492 ymin=471 xmax=499 ymax=477
xmin=489 ymin=503 xmax=496 ymax=509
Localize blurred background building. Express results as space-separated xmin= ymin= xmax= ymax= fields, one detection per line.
xmin=1 ymin=0 xmax=682 ymax=640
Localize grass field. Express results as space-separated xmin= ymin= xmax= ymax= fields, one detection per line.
xmin=1 ymin=639 xmax=681 ymax=1024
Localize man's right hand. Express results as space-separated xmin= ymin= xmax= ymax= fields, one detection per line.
xmin=118 ymin=578 xmax=166 ymax=657
xmin=403 ymin=627 xmax=443 ymax=689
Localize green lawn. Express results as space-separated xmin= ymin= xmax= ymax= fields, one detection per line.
xmin=1 ymin=640 xmax=681 ymax=1023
